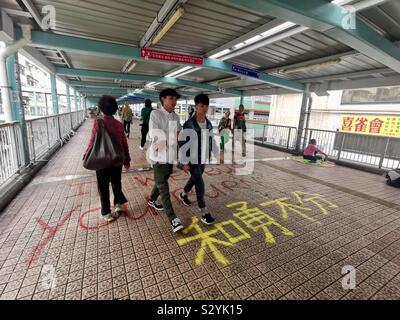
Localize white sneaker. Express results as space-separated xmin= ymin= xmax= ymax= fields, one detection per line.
xmin=171 ymin=218 xmax=184 ymax=233
xmin=139 ymin=146 xmax=144 ymax=150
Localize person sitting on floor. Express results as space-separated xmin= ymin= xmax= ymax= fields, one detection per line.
xmin=303 ymin=139 xmax=328 ymax=163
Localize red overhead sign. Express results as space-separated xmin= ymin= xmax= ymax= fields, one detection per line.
xmin=140 ymin=48 xmax=204 ymax=65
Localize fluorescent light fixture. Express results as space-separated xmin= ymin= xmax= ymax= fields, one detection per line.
xmin=233 ymin=42 xmax=246 ymax=49
xmin=244 ymin=35 xmax=262 ymax=45
xmin=209 ymin=49 xmax=231 ymax=59
xmin=260 ymin=21 xmax=296 ymax=37
xmin=146 ymin=82 xmax=161 ymax=87
xmin=177 ymin=67 xmax=201 ymax=77
xmin=127 ymin=61 xmax=137 ymax=73
xmin=331 ymin=0 xmax=353 ymax=5
xmin=152 ymin=7 xmax=185 ymax=45
xmin=165 ymin=66 xmax=192 ymax=77
xmin=281 ymin=59 xmax=341 ymax=74
xmin=208 ymin=21 xmax=296 ymax=61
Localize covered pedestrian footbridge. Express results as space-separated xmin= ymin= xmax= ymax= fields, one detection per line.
xmin=0 ymin=0 xmax=399 ymax=300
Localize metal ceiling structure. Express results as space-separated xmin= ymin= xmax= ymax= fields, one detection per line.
xmin=0 ymin=0 xmax=399 ymax=100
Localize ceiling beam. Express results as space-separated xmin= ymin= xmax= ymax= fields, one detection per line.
xmin=2 ymin=8 xmax=32 ymax=18
xmin=227 ymin=0 xmax=400 ymax=73
xmin=69 ymin=80 xmax=199 ymax=97
xmin=299 ymin=67 xmax=394 ymax=83
xmin=28 ymin=30 xmax=304 ymax=91
xmin=243 ymin=88 xmax=299 ymax=96
xmin=56 ymin=67 xmax=243 ymax=95
xmin=78 ymin=88 xmax=128 ymax=95
xmin=311 ymin=75 xmax=400 ymax=91
xmin=264 ymin=50 xmax=358 ymax=74
xmin=19 ymin=46 xmax=56 ymax=74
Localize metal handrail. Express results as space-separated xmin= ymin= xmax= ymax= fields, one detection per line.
xmin=0 ymin=110 xmax=86 ymax=186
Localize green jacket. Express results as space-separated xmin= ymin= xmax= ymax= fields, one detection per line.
xmin=141 ymin=107 xmax=154 ymax=125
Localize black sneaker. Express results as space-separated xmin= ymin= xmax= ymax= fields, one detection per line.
xmin=201 ymin=214 xmax=215 ymax=225
xmin=148 ymin=199 xmax=164 ymax=211
xmin=179 ymin=192 xmax=192 ymax=206
xmin=171 ymin=218 xmax=184 ymax=233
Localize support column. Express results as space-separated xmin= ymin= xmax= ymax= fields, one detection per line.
xmin=50 ymin=74 xmax=59 ymax=115
xmin=6 ymin=54 xmax=21 ymax=121
xmin=6 ymin=53 xmax=30 ymax=165
xmin=66 ymin=84 xmax=71 ymax=113
xmin=50 ymin=74 xmax=62 ymax=140
xmin=302 ymin=92 xmax=313 ymax=151
xmin=185 ymin=98 xmax=188 ymax=121
xmin=295 ymin=85 xmax=310 ymax=154
xmin=73 ymin=88 xmax=78 ymax=111
xmin=33 ymin=91 xmax=39 ymax=116
xmin=77 ymin=92 xmax=81 ymax=110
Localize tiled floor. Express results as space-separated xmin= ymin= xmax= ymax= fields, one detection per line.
xmin=0 ymin=118 xmax=399 ymax=300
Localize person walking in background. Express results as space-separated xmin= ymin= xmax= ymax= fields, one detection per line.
xmin=121 ymin=102 xmax=133 ymax=138
xmin=139 ymin=99 xmax=154 ymax=150
xmin=218 ymin=110 xmax=232 ymax=152
xmin=83 ymin=95 xmax=131 ymax=222
xmin=188 ymin=106 xmax=195 ymax=119
xmin=233 ymin=104 xmax=247 ymax=157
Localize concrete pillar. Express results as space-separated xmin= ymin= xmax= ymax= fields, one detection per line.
xmin=50 ymin=74 xmax=59 ymax=115
xmin=33 ymin=91 xmax=39 ymax=116
xmin=295 ymin=86 xmax=310 ymax=153
xmin=73 ymin=89 xmax=78 ymax=111
xmin=6 ymin=53 xmax=30 ymax=165
xmin=66 ymin=84 xmax=71 ymax=113
xmin=6 ymin=54 xmax=21 ymax=121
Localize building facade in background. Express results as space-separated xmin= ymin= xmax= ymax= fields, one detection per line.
xmin=268 ymin=86 xmax=400 ymax=137
xmin=0 ymin=53 xmax=71 ymax=121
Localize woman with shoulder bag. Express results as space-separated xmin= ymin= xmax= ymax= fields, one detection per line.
xmin=83 ymin=96 xmax=131 ymax=222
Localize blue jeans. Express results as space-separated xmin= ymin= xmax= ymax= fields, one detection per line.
xmin=183 ymin=164 xmax=206 ymax=209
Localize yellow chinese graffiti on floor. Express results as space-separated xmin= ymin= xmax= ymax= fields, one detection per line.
xmin=177 ymin=191 xmax=338 ymax=266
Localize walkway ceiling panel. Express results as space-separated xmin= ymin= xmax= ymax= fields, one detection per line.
xmin=65 ymin=52 xmax=126 ymax=72
xmin=2 ymin=0 xmax=400 ymax=93
xmin=30 ymin=0 xmax=165 ymax=45
xmin=360 ymin=1 xmax=400 ymax=40
xmin=234 ymin=29 xmax=351 ymax=70
xmin=153 ymin=0 xmax=274 ymax=55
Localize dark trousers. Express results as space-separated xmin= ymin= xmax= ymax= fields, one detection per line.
xmin=141 ymin=124 xmax=149 ymax=148
xmin=96 ymin=166 xmax=128 ymax=216
xmin=183 ymin=164 xmax=206 ymax=209
xmin=150 ymin=163 xmax=176 ymax=221
xmin=303 ymin=155 xmax=322 ymax=162
xmin=124 ymin=121 xmax=131 ymax=137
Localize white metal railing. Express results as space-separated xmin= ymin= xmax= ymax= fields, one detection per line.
xmin=179 ymin=113 xmax=400 ymax=171
xmin=304 ymin=128 xmax=400 ymax=170
xmin=0 ymin=110 xmax=86 ymax=185
xmin=252 ymin=123 xmax=298 ymax=150
xmin=0 ymin=122 xmax=22 ymax=185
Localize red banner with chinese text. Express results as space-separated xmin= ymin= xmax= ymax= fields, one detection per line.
xmin=140 ymin=48 xmax=204 ymax=65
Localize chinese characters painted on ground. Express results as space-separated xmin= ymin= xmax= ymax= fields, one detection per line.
xmin=177 ymin=191 xmax=338 ymax=266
